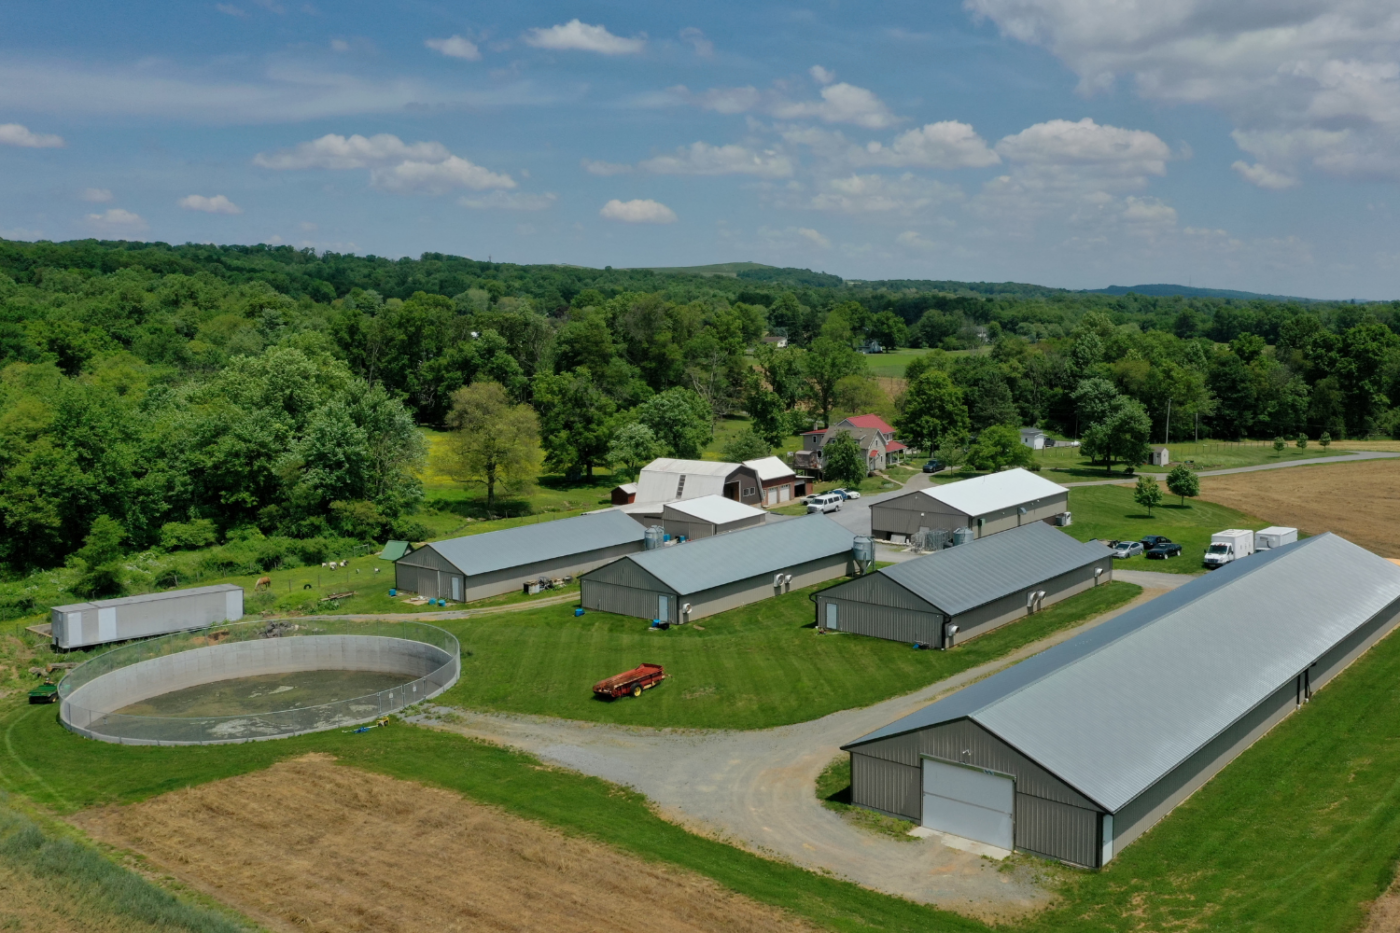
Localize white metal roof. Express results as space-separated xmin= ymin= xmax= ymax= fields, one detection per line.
xmin=846 ymin=533 xmax=1400 ymax=813
xmin=743 ymin=456 xmax=795 ymax=482
xmin=919 ymin=468 xmax=1066 ymax=517
xmin=53 ymin=583 xmax=244 ymax=614
xmin=425 ymin=510 xmax=645 ymax=577
xmin=635 ymin=458 xmax=739 ymax=505
xmin=1256 ymin=525 xmax=1297 ymax=536
xmin=615 ymin=483 xmax=638 ymax=495
xmin=663 ymin=495 xmax=765 ymax=525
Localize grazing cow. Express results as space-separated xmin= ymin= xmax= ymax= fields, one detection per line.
xmin=255 ymin=576 xmax=272 ymax=591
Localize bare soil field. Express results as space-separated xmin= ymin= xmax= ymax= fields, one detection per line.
xmin=74 ymin=754 xmax=821 ymax=933
xmin=1200 ymin=460 xmax=1400 ymax=557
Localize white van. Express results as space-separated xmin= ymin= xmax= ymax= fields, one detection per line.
xmin=806 ymin=493 xmax=843 ymax=514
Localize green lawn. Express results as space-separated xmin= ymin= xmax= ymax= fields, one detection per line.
xmin=702 ymin=414 xmax=804 ymax=460
xmin=431 ymin=581 xmax=1140 ymax=730
xmin=1062 ymin=485 xmax=1269 ymax=574
xmin=1034 ymin=440 xmax=1349 ymax=485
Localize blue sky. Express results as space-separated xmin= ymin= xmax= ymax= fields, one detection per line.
xmin=2 ymin=1 xmax=1398 ymax=298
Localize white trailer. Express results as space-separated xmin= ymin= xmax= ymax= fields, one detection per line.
xmin=1203 ymin=529 xmax=1255 ymax=569
xmin=50 ymin=584 xmax=244 ymax=650
xmin=1255 ymin=526 xmax=1299 ymax=550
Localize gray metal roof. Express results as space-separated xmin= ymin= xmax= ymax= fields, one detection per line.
xmin=845 ymin=533 xmax=1400 ymax=813
xmin=621 ymin=514 xmax=855 ymax=595
xmin=425 ymin=510 xmax=645 ymax=577
xmin=879 ymin=522 xmax=1110 ymax=616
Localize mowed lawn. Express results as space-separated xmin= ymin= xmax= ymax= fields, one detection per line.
xmin=1062 ymin=484 xmax=1270 ymax=574
xmin=434 ymin=581 xmax=1140 ymax=730
xmin=1034 ymin=440 xmax=1349 ymax=485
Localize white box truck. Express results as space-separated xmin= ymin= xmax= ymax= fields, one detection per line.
xmin=1203 ymin=529 xmax=1255 ymax=569
xmin=1255 ymin=526 xmax=1299 ymax=550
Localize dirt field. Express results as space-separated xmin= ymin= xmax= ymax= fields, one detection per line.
xmin=74 ymin=754 xmax=821 ymax=933
xmin=1199 ymin=460 xmax=1400 ymax=557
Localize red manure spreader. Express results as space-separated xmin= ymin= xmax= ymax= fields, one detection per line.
xmin=592 ymin=663 xmax=666 ymax=699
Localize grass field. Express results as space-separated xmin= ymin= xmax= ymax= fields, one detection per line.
xmin=430 ymin=581 xmax=1139 ymax=729
xmin=1063 ymin=484 xmax=1269 ymax=574
xmin=816 ymin=755 xmax=918 ymax=840
xmin=1033 ymin=440 xmax=1349 ymax=485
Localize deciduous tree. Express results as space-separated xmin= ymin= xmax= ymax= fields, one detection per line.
xmin=964 ymin=424 xmax=1034 ymax=473
xmin=1166 ymin=465 xmax=1199 ymax=505
xmin=444 ymin=381 xmax=541 ymax=509
xmin=822 ymin=431 xmax=867 ymax=486
xmin=1134 ymin=474 xmax=1163 ymax=517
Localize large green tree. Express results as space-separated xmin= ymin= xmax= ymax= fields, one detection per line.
xmin=1082 ymin=396 xmax=1152 ymax=474
xmin=533 ymin=369 xmax=617 ymax=477
xmin=964 ymin=424 xmax=1035 ymax=473
xmin=822 ymin=431 xmax=867 ymax=486
xmin=444 ymin=381 xmax=541 ymax=509
xmin=634 ymin=387 xmax=713 ymax=459
xmin=897 ymin=369 xmax=969 ymax=454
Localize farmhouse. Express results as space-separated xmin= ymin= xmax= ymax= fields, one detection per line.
xmin=661 ymin=495 xmax=766 ymax=540
xmin=815 ymin=523 xmax=1112 ymax=646
xmin=394 ymin=510 xmax=645 ymax=602
xmin=794 ymin=414 xmax=908 ymax=476
xmin=580 ymin=514 xmax=856 ymax=623
xmin=870 ymin=468 xmax=1068 ymax=542
xmin=842 ymin=533 xmax=1400 ymax=868
xmin=743 ymin=455 xmax=803 ymax=506
xmin=51 ymin=584 xmax=245 ymax=650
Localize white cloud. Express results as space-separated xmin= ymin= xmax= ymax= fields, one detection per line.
xmin=896 ymin=230 xmax=941 ymax=251
xmin=600 ymin=198 xmax=677 ymax=223
xmin=80 ymin=187 xmax=113 ymax=202
xmin=1231 ymin=160 xmax=1300 ymax=190
xmin=0 ymin=123 xmax=65 ymax=148
xmin=638 ymin=142 xmax=794 ymax=178
xmin=459 ymin=191 xmax=558 ymax=211
xmin=255 ymin=133 xmax=515 ymax=195
xmin=797 ymin=227 xmax=831 ymax=248
xmin=964 ymin=0 xmax=1400 ymax=182
xmin=330 ymin=38 xmax=350 ymax=52
xmin=865 ymin=121 xmax=1001 ymax=168
xmin=525 ymin=20 xmax=645 ymax=55
xmin=582 ymin=159 xmax=633 ymax=176
xmin=179 ymin=194 xmax=243 ymax=214
xmin=810 ymin=65 xmax=836 ymax=85
xmin=680 ymin=27 xmax=714 ymax=58
xmin=85 ymin=208 xmax=148 ymax=234
xmin=426 ymin=35 xmax=481 ymax=61
xmin=677 ymin=80 xmax=901 ymax=128
xmin=809 ymin=173 xmax=959 ymax=214
xmin=995 ymin=118 xmax=1171 ymax=177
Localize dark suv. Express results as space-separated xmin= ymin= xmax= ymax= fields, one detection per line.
xmin=922 ymin=459 xmax=943 ymax=473
xmin=1139 ymin=535 xmax=1173 ymax=549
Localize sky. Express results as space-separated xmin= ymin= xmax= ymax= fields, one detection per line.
xmin=2 ymin=1 xmax=1399 ymax=299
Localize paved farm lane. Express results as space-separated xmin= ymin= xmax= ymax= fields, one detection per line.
xmin=418 ymin=585 xmax=1167 ymax=923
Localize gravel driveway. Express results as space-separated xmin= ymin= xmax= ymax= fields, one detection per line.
xmin=419 ymin=585 xmax=1167 ymax=922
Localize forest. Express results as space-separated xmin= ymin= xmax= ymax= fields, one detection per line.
xmin=2 ymin=236 xmax=1399 ymax=597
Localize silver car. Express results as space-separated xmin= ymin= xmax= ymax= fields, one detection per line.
xmin=1112 ymin=541 xmax=1144 ymax=559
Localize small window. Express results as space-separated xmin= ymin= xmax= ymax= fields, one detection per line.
xmin=744 ymin=486 xmax=756 ymax=497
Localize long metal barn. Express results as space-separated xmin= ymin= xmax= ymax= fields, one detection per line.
xmin=394 ymin=510 xmax=645 ymax=602
xmin=842 ymin=533 xmax=1400 ymax=867
xmin=51 ymin=583 xmax=245 ymax=650
xmin=869 ymin=468 xmax=1068 ymax=542
xmin=815 ymin=522 xmax=1112 ymax=646
xmin=580 ymin=514 xmax=856 ymax=623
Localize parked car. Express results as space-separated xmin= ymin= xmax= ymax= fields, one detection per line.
xmin=1139 ymin=535 xmax=1173 ymax=549
xmin=1146 ymin=542 xmax=1183 ymax=559
xmin=1111 ymin=541 xmax=1144 ymax=559
xmin=806 ymin=493 xmax=844 ymax=514
xmin=922 ymin=459 xmax=943 ymax=473
xmin=830 ymin=488 xmax=861 ymax=500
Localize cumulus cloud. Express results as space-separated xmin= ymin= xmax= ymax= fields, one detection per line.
xmin=459 ymin=191 xmax=558 ymax=211
xmin=865 ymin=121 xmax=1001 ymax=168
xmin=582 ymin=159 xmax=633 ymax=176
xmin=600 ymin=198 xmax=677 ymax=223
xmin=426 ymin=35 xmax=481 ymax=60
xmin=0 ymin=123 xmax=65 ymax=148
xmin=964 ymin=0 xmax=1400 ymax=182
xmin=797 ymin=227 xmax=831 ymax=248
xmin=179 ymin=194 xmax=243 ymax=214
xmin=85 ymin=208 xmax=148 ymax=234
xmin=809 ymin=173 xmax=959 ymax=214
xmin=80 ymin=187 xmax=113 ymax=202
xmin=254 ymin=133 xmax=515 ymax=195
xmin=896 ymin=230 xmax=942 ymax=251
xmin=810 ymin=65 xmax=836 ymax=85
xmin=680 ymin=27 xmax=714 ymax=58
xmin=995 ymin=118 xmax=1171 ymax=177
xmin=676 ymin=80 xmax=901 ymax=129
xmin=1232 ymin=160 xmax=1300 ymax=190
xmin=638 ymin=142 xmax=794 ymax=178
xmin=525 ymin=20 xmax=645 ymax=55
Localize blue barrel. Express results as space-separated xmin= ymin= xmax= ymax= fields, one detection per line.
xmin=389 ymin=589 xmax=397 ymax=597
xmin=574 ymin=608 xmax=585 ymax=617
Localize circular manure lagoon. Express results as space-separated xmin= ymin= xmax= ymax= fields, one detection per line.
xmin=59 ymin=618 xmax=459 ymax=745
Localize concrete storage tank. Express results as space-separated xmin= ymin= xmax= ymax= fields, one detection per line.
xmin=51 ymin=584 xmax=244 ymax=650
xmin=951 ymin=527 xmax=974 ymax=547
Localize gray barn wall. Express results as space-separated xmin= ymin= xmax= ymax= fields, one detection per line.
xmin=661 ymin=513 xmax=765 ymax=541
xmin=948 ymin=558 xmax=1111 ymax=645
xmin=815 ymin=574 xmax=943 ymax=644
xmin=969 ymin=492 xmax=1069 ymax=538
xmin=580 ymin=560 xmax=678 ymax=619
xmin=850 ymin=752 xmax=920 ymax=818
xmin=53 ymin=586 xmax=244 ymax=650
xmin=684 ymin=553 xmax=854 ymax=620
xmin=869 ymin=490 xmax=1068 ymax=541
xmin=397 ymin=541 xmax=643 ymax=601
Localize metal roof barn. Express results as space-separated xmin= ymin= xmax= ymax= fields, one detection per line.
xmin=842 ymin=533 xmax=1400 ymax=867
xmin=581 ymin=515 xmax=856 ymax=622
xmin=51 ymin=584 xmax=244 ymax=650
xmin=870 ymin=468 xmax=1069 ymax=542
xmin=395 ymin=511 xmax=645 ymax=603
xmin=815 ymin=523 xmax=1113 ymax=646
xmin=661 ymin=495 xmax=766 ymax=540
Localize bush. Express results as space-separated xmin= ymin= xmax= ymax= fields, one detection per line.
xmin=159 ymin=519 xmax=218 ymax=551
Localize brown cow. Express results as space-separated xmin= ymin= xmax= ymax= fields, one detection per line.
xmin=255 ymin=576 xmax=272 ymax=591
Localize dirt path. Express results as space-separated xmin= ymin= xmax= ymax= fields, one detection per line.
xmin=417 ymin=586 xmax=1167 ymax=923
xmin=75 ymin=754 xmax=822 ymax=933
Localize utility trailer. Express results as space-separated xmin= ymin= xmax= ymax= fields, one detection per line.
xmin=592 ymin=663 xmax=666 ymax=699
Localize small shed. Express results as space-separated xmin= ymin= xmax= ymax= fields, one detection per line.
xmin=1148 ymin=446 xmax=1170 ymax=466
xmin=870 ymin=468 xmax=1069 ymax=542
xmin=815 ymin=523 xmax=1112 ymax=646
xmin=1019 ymin=428 xmax=1047 ymax=450
xmin=611 ymin=483 xmax=638 ymax=506
xmin=1255 ymin=526 xmax=1298 ymax=550
xmin=379 ymin=540 xmax=414 ymax=561
xmin=395 ymin=511 xmax=645 ymax=602
xmin=580 ymin=515 xmax=856 ymax=622
xmin=661 ymin=495 xmax=766 ymax=540
xmin=51 ymin=584 xmax=245 ymax=650
xmin=842 ymin=533 xmax=1400 ymax=867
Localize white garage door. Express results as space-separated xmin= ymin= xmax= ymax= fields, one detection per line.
xmin=922 ymin=758 xmax=1014 ymax=850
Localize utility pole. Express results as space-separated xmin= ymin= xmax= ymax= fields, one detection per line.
xmin=1165 ymin=399 xmax=1171 ymax=446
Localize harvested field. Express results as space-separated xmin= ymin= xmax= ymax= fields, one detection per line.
xmin=1199 ymin=460 xmax=1400 ymax=557
xmin=74 ymin=754 xmax=821 ymax=933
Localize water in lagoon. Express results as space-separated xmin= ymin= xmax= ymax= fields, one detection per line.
xmin=115 ymin=670 xmax=413 ymax=717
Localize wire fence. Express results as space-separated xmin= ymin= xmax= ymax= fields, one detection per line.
xmin=59 ymin=618 xmax=460 ymax=746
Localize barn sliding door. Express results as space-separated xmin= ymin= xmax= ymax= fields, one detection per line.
xmin=921 ymin=758 xmax=1014 ymax=850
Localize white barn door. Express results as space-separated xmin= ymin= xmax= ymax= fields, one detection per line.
xmin=922 ymin=758 xmax=1014 ymax=850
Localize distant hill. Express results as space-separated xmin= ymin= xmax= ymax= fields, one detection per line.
xmin=1086 ymin=284 xmax=1312 ymax=301
xmin=632 ymin=262 xmax=843 ymax=288
xmin=630 ymin=262 xmax=774 ymax=276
